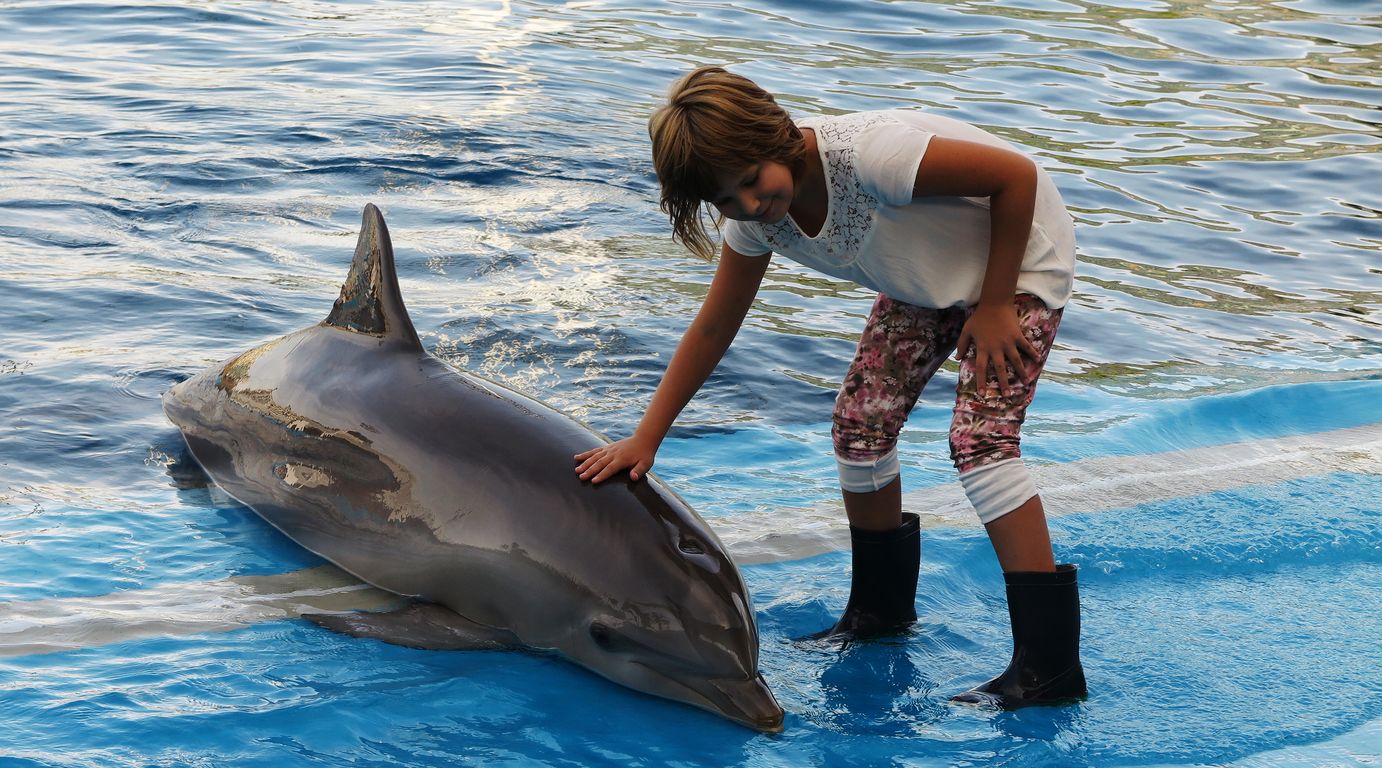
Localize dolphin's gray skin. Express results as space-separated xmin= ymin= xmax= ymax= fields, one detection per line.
xmin=162 ymin=204 xmax=784 ymax=732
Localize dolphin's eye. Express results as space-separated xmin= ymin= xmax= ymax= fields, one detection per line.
xmin=679 ymin=537 xmax=705 ymax=555
xmin=590 ymin=622 xmax=614 ymax=649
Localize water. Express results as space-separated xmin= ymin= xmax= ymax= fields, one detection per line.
xmin=1 ymin=0 xmax=1379 ymax=765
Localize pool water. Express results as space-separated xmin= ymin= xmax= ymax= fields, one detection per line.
xmin=1 ymin=1 xmax=1379 ymax=766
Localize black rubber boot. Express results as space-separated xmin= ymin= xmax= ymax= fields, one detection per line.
xmin=952 ymin=563 xmax=1087 ymax=708
xmin=807 ymin=513 xmax=920 ymax=642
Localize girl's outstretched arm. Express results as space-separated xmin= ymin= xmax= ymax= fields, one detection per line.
xmin=575 ymin=243 xmax=770 ymax=483
xmin=911 ymin=137 xmax=1040 ymax=396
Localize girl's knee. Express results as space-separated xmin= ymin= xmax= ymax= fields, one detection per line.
xmin=958 ymin=457 xmax=1038 ymax=524
xmin=836 ymin=446 xmax=901 ymax=493
xmin=833 ymin=413 xmax=902 ymax=492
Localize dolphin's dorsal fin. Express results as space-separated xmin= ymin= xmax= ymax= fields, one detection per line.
xmin=323 ymin=204 xmax=423 ymax=350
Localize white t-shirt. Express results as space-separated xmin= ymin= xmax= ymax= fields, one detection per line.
xmin=723 ymin=110 xmax=1076 ymax=309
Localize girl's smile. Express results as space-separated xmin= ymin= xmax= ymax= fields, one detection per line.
xmin=708 ymin=161 xmax=795 ymax=223
xmin=707 ymin=128 xmax=825 ymax=234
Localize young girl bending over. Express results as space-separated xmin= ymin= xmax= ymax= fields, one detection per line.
xmin=574 ymin=66 xmax=1086 ymax=709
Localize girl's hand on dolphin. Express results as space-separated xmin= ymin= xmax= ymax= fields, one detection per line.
xmin=955 ymin=302 xmax=1037 ymax=398
xmin=575 ymin=436 xmax=657 ymax=484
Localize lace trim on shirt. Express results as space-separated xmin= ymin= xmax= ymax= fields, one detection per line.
xmin=758 ymin=112 xmax=897 ymax=268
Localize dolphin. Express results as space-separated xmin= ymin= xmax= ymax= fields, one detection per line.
xmin=161 ymin=204 xmax=784 ymax=732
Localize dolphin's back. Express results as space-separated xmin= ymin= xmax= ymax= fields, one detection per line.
xmin=166 ymin=323 xmax=689 ymax=615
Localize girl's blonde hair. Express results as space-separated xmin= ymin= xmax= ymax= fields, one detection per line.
xmin=648 ymin=66 xmax=806 ymax=260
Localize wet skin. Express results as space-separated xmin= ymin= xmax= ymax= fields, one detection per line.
xmin=162 ymin=205 xmax=784 ymax=732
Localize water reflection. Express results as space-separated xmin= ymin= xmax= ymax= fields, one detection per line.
xmin=813 ymin=639 xmax=947 ymax=736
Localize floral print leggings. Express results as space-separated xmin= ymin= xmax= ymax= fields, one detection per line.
xmin=832 ymin=293 xmax=1063 ymax=474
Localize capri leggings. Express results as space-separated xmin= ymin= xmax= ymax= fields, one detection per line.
xmin=831 ymin=293 xmax=1063 ymax=523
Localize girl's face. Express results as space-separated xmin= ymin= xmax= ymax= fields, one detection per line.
xmin=707 ymin=161 xmax=794 ymax=224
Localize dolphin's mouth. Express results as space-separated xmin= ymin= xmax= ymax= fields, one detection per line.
xmin=706 ymin=673 xmax=785 ymax=733
xmin=631 ymin=662 xmax=785 ymax=733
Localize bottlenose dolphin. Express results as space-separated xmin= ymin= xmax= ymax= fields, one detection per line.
xmin=162 ymin=204 xmax=784 ymax=732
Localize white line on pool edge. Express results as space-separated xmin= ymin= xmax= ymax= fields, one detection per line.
xmin=1 ymin=422 xmax=1377 ymax=659
xmin=724 ymin=421 xmax=1382 ymax=564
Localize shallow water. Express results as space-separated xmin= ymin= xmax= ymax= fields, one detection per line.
xmin=1 ymin=1 xmax=1379 ymax=766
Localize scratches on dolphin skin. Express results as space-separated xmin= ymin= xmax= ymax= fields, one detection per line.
xmin=225 ymin=386 xmax=376 ymax=450
xmin=273 ymin=462 xmax=334 ymax=490
xmin=215 ymin=335 xmax=377 ymax=452
xmin=216 ymin=340 xmax=279 ymax=393
xmin=204 ymin=352 xmax=419 ymax=527
xmin=188 ymin=377 xmax=422 ymax=529
xmin=461 ymin=373 xmax=541 ymax=418
xmin=325 ymin=239 xmax=388 ymax=337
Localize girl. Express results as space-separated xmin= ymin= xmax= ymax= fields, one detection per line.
xmin=574 ymin=66 xmax=1086 ymax=709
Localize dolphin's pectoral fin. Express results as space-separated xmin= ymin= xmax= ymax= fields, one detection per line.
xmin=304 ymin=603 xmax=520 ymax=651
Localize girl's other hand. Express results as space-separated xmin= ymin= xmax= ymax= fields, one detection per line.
xmin=956 ymin=303 xmax=1038 ymax=397
xmin=574 ymin=435 xmax=657 ymax=484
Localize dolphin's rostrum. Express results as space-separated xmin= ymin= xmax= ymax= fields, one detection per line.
xmin=162 ymin=204 xmax=785 ymax=732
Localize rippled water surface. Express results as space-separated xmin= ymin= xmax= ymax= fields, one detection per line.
xmin=1 ymin=1 xmax=1379 ymax=766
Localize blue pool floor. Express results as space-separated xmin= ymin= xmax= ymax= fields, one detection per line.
xmin=1 ymin=379 xmax=1378 ymax=766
